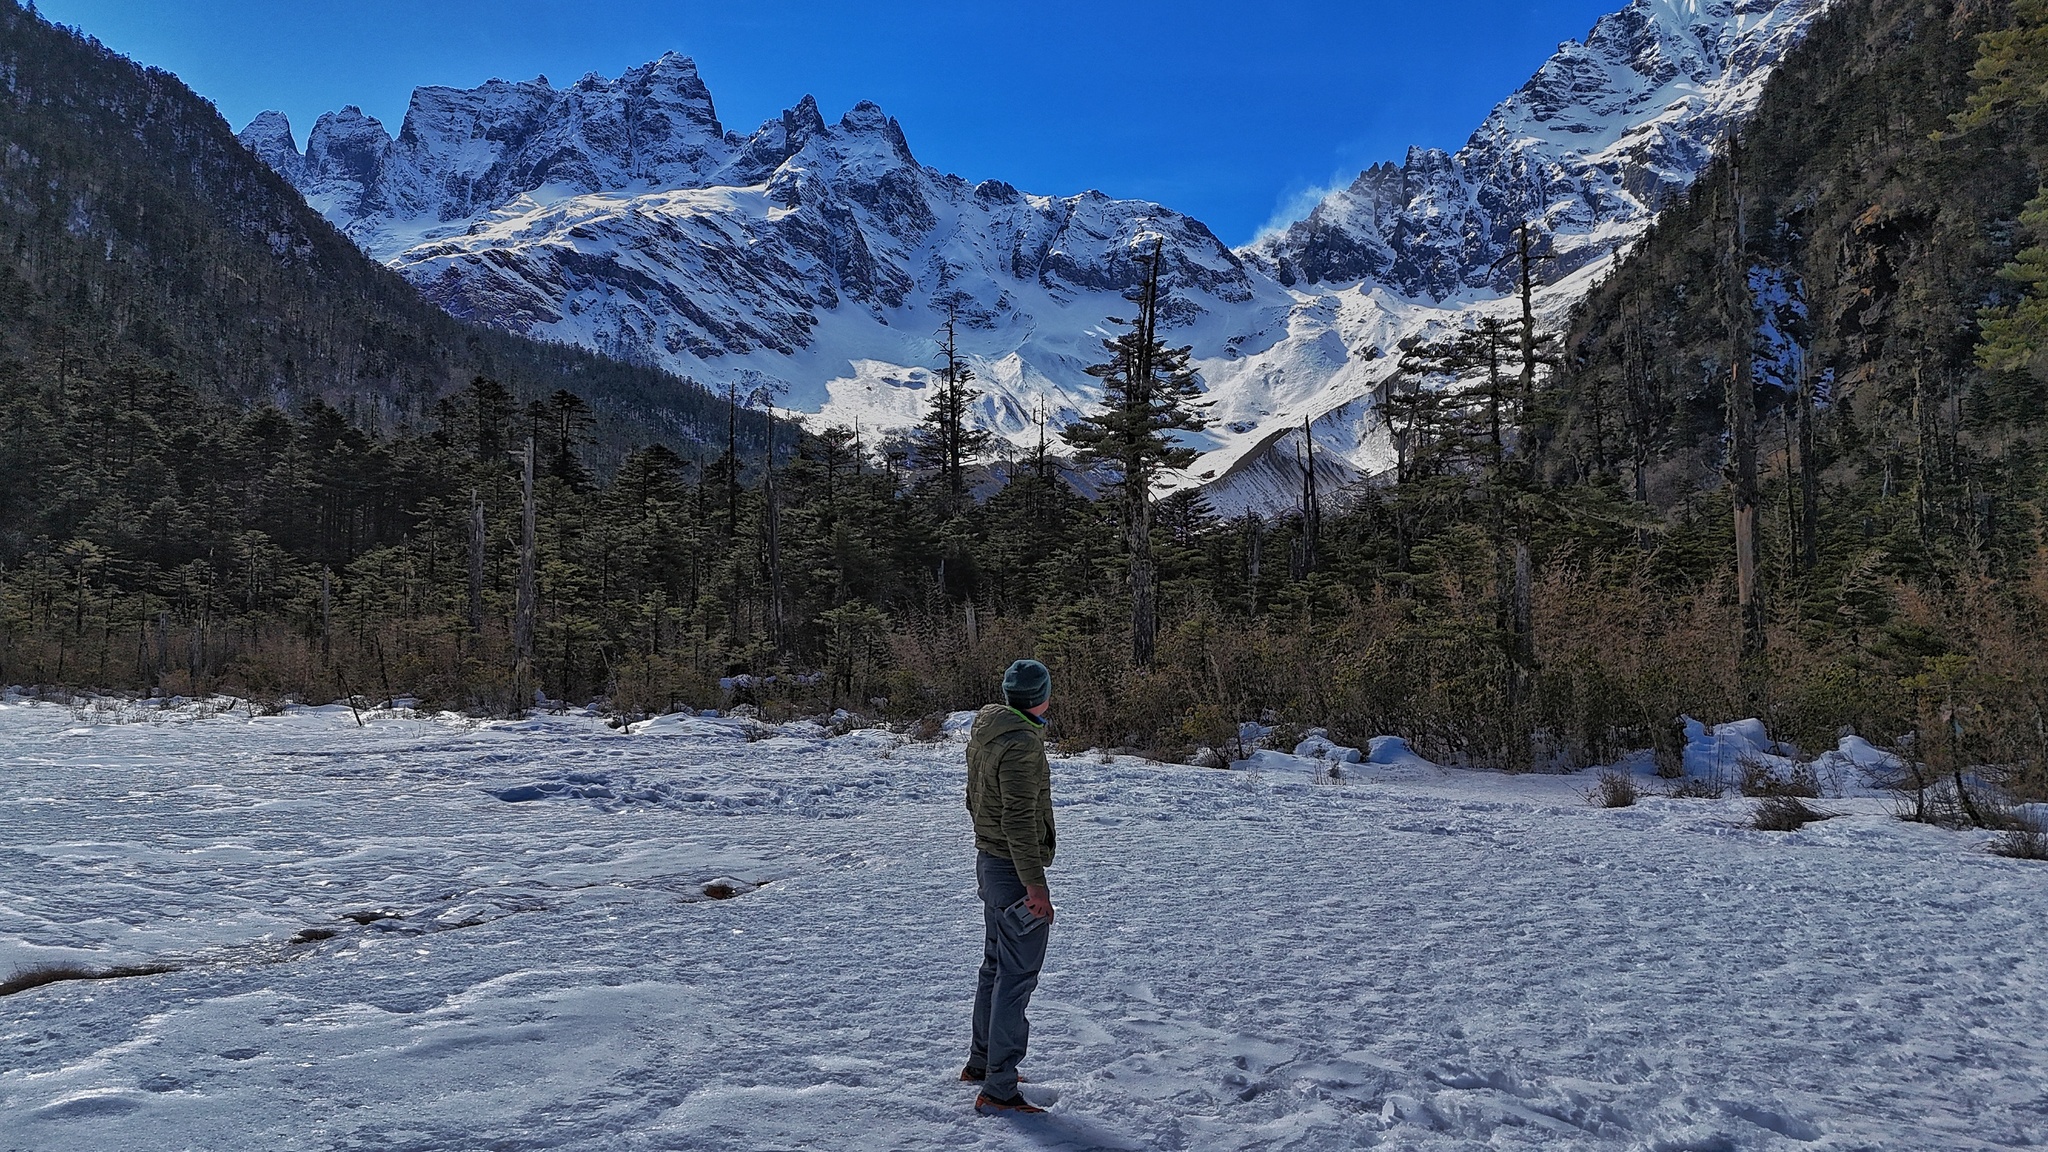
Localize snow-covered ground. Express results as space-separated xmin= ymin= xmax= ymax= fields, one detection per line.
xmin=2 ymin=697 xmax=2043 ymax=1151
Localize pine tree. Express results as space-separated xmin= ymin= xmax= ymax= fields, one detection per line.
xmin=1061 ymin=239 xmax=1205 ymax=669
xmin=541 ymin=389 xmax=594 ymax=489
xmin=1951 ymin=1 xmax=2048 ymax=381
xmin=914 ymin=306 xmax=992 ymax=499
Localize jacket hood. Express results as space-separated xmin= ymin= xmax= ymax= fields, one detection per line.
xmin=976 ymin=702 xmax=1042 ymax=740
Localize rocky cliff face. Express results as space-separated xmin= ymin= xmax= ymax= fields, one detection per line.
xmin=241 ymin=0 xmax=1833 ymax=513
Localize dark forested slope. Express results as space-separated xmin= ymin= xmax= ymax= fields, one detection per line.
xmin=1522 ymin=0 xmax=2048 ymax=799
xmin=1556 ymin=0 xmax=2039 ymax=519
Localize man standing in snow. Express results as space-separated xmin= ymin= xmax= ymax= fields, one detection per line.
xmin=962 ymin=657 xmax=1056 ymax=1115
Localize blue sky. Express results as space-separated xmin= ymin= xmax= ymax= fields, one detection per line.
xmin=35 ymin=0 xmax=1622 ymax=245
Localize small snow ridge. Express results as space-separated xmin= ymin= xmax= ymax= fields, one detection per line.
xmin=488 ymin=774 xmax=616 ymax=803
xmin=0 ymin=961 xmax=177 ymax=998
xmin=33 ymin=1092 xmax=145 ymax=1120
xmin=627 ymin=711 xmax=747 ymax=738
xmin=1715 ymin=1099 xmax=1823 ymax=1141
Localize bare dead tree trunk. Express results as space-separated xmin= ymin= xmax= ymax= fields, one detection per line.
xmin=1913 ymin=358 xmax=1933 ymax=545
xmin=514 ymin=439 xmax=538 ymax=714
xmin=1245 ymin=512 xmax=1263 ymax=617
xmin=1512 ymin=535 xmax=1533 ymax=732
xmin=1799 ymin=372 xmax=1819 ymax=574
xmin=1130 ymin=493 xmax=1156 ymax=669
xmin=1782 ymin=387 xmax=1800 ymax=574
xmin=1506 ymin=223 xmax=1544 ymax=764
xmin=942 ymin=307 xmax=966 ymax=497
xmin=1726 ymin=142 xmax=1764 ymax=664
xmin=1296 ymin=417 xmax=1321 ymax=577
xmin=1517 ymin=223 xmax=1539 ymax=408
xmin=467 ymin=492 xmax=486 ymax=634
xmin=765 ymin=415 xmax=784 ymax=654
xmin=725 ymin=381 xmax=740 ymax=538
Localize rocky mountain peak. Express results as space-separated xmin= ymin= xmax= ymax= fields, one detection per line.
xmin=302 ymin=106 xmax=396 ymax=214
xmin=1247 ymin=0 xmax=1831 ymax=299
xmin=836 ymin=100 xmax=914 ymax=161
xmin=235 ymin=109 xmax=301 ymax=182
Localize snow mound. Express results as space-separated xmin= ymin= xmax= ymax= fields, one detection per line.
xmin=1367 ymin=735 xmax=1444 ymax=776
xmin=629 ymin=712 xmax=751 ymax=738
xmin=1676 ymin=718 xmax=1905 ymax=797
xmin=1810 ymin=734 xmax=1906 ymax=796
xmin=1293 ymin=731 xmax=1364 ymax=764
xmin=1682 ymin=716 xmax=1786 ymax=777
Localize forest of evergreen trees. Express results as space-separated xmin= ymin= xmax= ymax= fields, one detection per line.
xmin=4 ymin=0 xmax=2048 ymax=813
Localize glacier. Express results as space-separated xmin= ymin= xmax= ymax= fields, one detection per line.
xmin=239 ymin=0 xmax=1832 ymax=513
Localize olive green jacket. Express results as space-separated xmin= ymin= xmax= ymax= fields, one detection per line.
xmin=965 ymin=703 xmax=1055 ymax=887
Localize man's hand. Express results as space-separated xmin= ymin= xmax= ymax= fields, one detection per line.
xmin=1024 ymin=884 xmax=1053 ymax=922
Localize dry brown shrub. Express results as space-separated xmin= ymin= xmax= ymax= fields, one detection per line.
xmin=1666 ymin=776 xmax=1726 ymax=799
xmin=607 ymin=652 xmax=722 ymax=720
xmin=1738 ymin=755 xmax=1821 ymax=798
xmin=1753 ymin=795 xmax=1834 ymax=832
xmin=885 ymin=611 xmax=1039 ymax=719
xmin=1990 ymin=824 xmax=2048 ymax=860
xmin=1591 ymin=770 xmax=1639 ymax=808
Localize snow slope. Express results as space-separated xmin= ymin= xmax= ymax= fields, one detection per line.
xmin=238 ymin=0 xmax=1834 ymax=512
xmin=4 ymin=697 xmax=2043 ymax=1150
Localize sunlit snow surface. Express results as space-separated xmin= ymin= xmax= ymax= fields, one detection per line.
xmin=3 ymin=697 xmax=2045 ymax=1150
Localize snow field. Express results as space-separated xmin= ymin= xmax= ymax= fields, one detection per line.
xmin=1 ymin=698 xmax=2044 ymax=1151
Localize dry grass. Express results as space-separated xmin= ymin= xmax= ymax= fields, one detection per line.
xmin=1666 ymin=776 xmax=1727 ymax=799
xmin=1739 ymin=756 xmax=1822 ymax=798
xmin=1986 ymin=803 xmax=2048 ymax=860
xmin=1753 ymin=795 xmax=1835 ymax=832
xmin=1989 ymin=826 xmax=2048 ymax=860
xmin=1591 ymin=770 xmax=1639 ymax=808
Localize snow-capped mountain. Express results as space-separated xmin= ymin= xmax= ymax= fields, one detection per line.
xmin=241 ymin=55 xmax=1263 ymax=449
xmin=1249 ymin=0 xmax=1820 ymax=298
xmin=1210 ymin=0 xmax=1833 ymax=509
xmin=241 ymin=0 xmax=1831 ymax=512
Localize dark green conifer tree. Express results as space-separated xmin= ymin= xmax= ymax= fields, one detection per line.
xmin=1061 ymin=240 xmax=1205 ymax=669
xmin=913 ymin=306 xmax=992 ymax=500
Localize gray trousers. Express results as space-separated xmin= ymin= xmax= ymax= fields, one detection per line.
xmin=970 ymin=850 xmax=1049 ymax=1096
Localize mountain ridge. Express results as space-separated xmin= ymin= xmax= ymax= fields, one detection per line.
xmin=240 ymin=0 xmax=1835 ymax=512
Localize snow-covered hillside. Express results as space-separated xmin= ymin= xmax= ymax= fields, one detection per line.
xmin=3 ymin=696 xmax=2043 ymax=1150
xmin=239 ymin=0 xmax=1832 ymax=512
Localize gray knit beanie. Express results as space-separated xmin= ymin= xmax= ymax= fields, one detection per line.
xmin=1002 ymin=658 xmax=1052 ymax=710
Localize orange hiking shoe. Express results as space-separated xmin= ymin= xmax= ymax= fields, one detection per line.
xmin=974 ymin=1090 xmax=1046 ymax=1115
